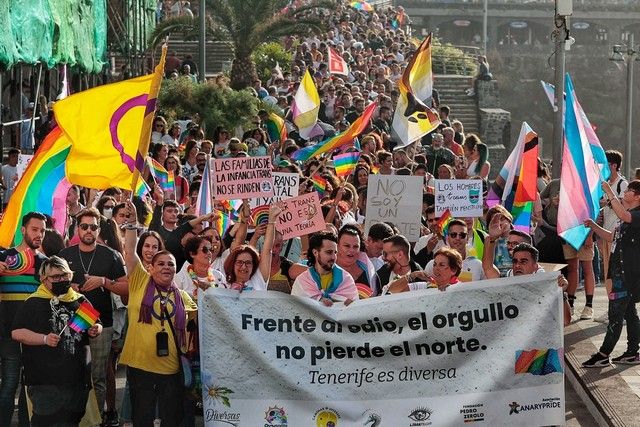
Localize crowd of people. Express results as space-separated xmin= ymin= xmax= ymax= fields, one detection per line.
xmin=0 ymin=1 xmax=640 ymax=426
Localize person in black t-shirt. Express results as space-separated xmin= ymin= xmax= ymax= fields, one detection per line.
xmin=12 ymin=256 xmax=102 ymax=425
xmin=58 ymin=208 xmax=126 ymax=422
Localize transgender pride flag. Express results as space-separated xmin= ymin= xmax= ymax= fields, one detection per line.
xmin=558 ymin=75 xmax=607 ymax=250
xmin=540 ymin=81 xmax=610 ymax=181
xmin=195 ymin=155 xmax=212 ymax=216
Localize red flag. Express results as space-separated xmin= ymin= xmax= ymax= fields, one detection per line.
xmin=328 ymin=47 xmax=349 ymax=76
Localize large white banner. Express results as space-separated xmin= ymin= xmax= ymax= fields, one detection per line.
xmin=199 ymin=273 xmax=565 ymax=427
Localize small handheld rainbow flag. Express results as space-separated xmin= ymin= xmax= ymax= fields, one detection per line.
xmin=437 ymin=209 xmax=453 ymax=236
xmin=68 ymin=301 xmax=100 ymax=333
xmin=134 ymin=177 xmax=151 ymax=199
xmin=149 ymin=159 xmax=171 ymax=191
xmin=214 ymin=212 xmax=232 ymax=237
xmin=333 ymin=152 xmax=360 ymax=178
xmin=310 ymin=175 xmax=327 ymax=194
xmin=166 ymin=170 xmax=176 ymax=193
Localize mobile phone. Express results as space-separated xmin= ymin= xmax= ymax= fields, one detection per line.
xmin=156 ymin=331 xmax=169 ymax=357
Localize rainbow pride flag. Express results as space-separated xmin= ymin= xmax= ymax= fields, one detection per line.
xmin=310 ymin=175 xmax=327 ymax=194
xmin=266 ymin=112 xmax=288 ymax=145
xmin=487 ymin=122 xmax=538 ymax=232
xmin=514 ymin=348 xmax=563 ymax=375
xmin=333 ymin=152 xmax=360 ymax=178
xmin=150 ymin=159 xmax=174 ymax=193
xmin=291 ymin=102 xmax=377 ymax=161
xmin=69 ymin=301 xmax=100 ymax=333
xmin=437 ymin=209 xmax=453 ymax=236
xmin=214 ymin=212 xmax=232 ymax=237
xmin=135 ymin=177 xmax=151 ymax=199
xmin=0 ymin=127 xmax=71 ymax=247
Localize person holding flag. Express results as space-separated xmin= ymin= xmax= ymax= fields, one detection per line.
xmin=12 ymin=256 xmax=102 ymax=426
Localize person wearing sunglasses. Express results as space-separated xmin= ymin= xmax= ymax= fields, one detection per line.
xmin=424 ymin=219 xmax=484 ymax=283
xmin=175 ymin=235 xmax=226 ymax=299
xmin=58 ymin=208 xmax=128 ymax=420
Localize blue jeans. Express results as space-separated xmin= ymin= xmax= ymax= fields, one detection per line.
xmin=0 ymin=338 xmax=28 ymax=426
xmin=600 ymin=287 xmax=640 ymax=355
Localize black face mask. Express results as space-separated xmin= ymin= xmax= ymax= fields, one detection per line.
xmin=51 ymin=281 xmax=71 ymax=296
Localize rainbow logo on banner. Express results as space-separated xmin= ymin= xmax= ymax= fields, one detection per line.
xmin=251 ymin=205 xmax=270 ymax=226
xmin=515 ymin=348 xmax=563 ymax=375
xmin=69 ymin=301 xmax=100 ymax=333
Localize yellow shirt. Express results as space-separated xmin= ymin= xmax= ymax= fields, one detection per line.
xmin=319 ymin=272 xmax=333 ymax=291
xmin=120 ymin=262 xmax=196 ymax=375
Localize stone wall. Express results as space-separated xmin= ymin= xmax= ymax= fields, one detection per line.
xmin=479 ymin=108 xmax=511 ymax=180
xmin=476 ymin=80 xmax=511 ymax=179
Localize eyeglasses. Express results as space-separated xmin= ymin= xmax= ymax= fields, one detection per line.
xmin=449 ymin=232 xmax=467 ymax=239
xmin=78 ymin=223 xmax=99 ymax=231
xmin=235 ymin=260 xmax=253 ymax=267
xmin=200 ymin=247 xmax=212 ymax=254
xmin=48 ymin=273 xmax=69 ymax=281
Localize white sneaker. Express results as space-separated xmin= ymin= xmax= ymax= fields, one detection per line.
xmin=593 ymin=311 xmax=608 ymax=323
xmin=580 ymin=306 xmax=594 ymax=320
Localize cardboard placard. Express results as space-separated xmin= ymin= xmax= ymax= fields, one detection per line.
xmin=16 ymin=154 xmax=34 ymax=181
xmin=435 ymin=179 xmax=484 ymax=218
xmin=364 ymin=175 xmax=423 ymax=242
xmin=276 ymin=192 xmax=324 ymax=240
xmin=250 ymin=172 xmax=299 ymax=208
xmin=212 ymin=156 xmax=274 ymax=199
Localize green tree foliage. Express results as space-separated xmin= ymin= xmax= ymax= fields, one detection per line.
xmin=252 ymin=42 xmax=293 ymax=83
xmin=149 ymin=0 xmax=334 ymax=90
xmin=431 ymin=40 xmax=477 ymax=76
xmin=157 ymin=77 xmax=259 ymax=136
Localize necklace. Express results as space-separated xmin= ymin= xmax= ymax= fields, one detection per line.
xmin=187 ymin=264 xmax=216 ymax=297
xmin=78 ymin=246 xmax=97 ymax=275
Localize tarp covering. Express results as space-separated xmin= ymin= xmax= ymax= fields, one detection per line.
xmin=0 ymin=0 xmax=107 ymax=73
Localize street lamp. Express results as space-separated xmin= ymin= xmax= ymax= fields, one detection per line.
xmin=610 ymin=34 xmax=638 ymax=178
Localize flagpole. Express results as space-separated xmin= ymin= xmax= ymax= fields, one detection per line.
xmin=551 ymin=3 xmax=570 ymax=179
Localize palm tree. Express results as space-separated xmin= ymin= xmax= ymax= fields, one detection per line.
xmin=150 ymin=0 xmax=334 ymax=89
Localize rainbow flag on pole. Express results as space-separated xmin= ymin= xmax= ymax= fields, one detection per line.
xmin=437 ymin=209 xmax=453 ymax=236
xmin=0 ymin=128 xmax=71 ymax=247
xmin=333 ymin=152 xmax=360 ymax=178
xmin=310 ymin=175 xmax=327 ymax=194
xmin=134 ymin=177 xmax=151 ymax=199
xmin=291 ymin=102 xmax=377 ymax=162
xmin=68 ymin=301 xmax=100 ymax=333
xmin=214 ymin=212 xmax=232 ymax=237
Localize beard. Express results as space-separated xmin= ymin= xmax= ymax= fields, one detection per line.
xmin=24 ymin=235 xmax=41 ymax=250
xmin=80 ymin=234 xmax=96 ymax=246
xmin=318 ymin=259 xmax=335 ymax=273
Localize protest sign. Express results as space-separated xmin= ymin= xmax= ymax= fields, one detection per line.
xmin=364 ymin=175 xmax=422 ymax=242
xmin=16 ymin=154 xmax=34 ymax=181
xmin=435 ymin=179 xmax=484 ymax=217
xmin=200 ymin=273 xmax=565 ymax=426
xmin=212 ymin=156 xmax=274 ymax=199
xmin=250 ymin=172 xmax=299 ymax=208
xmin=276 ymin=191 xmax=324 ymax=239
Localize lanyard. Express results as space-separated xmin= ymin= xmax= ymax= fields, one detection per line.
xmin=155 ymin=286 xmax=171 ymax=328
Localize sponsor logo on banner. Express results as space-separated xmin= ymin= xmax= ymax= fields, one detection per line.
xmin=459 ymin=403 xmax=485 ymax=423
xmin=205 ymin=409 xmax=240 ymax=426
xmin=264 ymin=405 xmax=287 ymax=427
xmin=508 ymin=397 xmax=561 ymax=415
xmin=408 ymin=407 xmax=432 ymax=426
xmin=313 ymin=407 xmax=341 ymax=426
